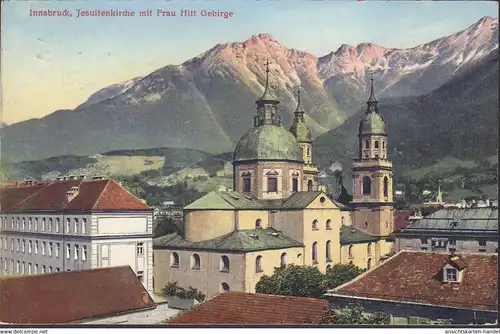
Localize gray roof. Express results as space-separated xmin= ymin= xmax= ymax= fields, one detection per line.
xmin=233 ymin=125 xmax=303 ymax=163
xmin=184 ymin=190 xmax=338 ymax=211
xmin=358 ymin=111 xmax=386 ymax=135
xmin=340 ymin=226 xmax=379 ymax=245
xmin=153 ymin=228 xmax=303 ymax=252
xmin=400 ymin=208 xmax=498 ymax=233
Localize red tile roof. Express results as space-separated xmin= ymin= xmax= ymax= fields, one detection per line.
xmin=0 ymin=179 xmax=150 ymax=212
xmin=393 ymin=210 xmax=413 ymax=232
xmin=168 ymin=291 xmax=329 ymax=324
xmin=0 ymin=266 xmax=155 ymax=324
xmin=332 ymin=251 xmax=498 ymax=311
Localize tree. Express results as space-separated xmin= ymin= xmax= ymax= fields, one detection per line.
xmin=322 ymin=263 xmax=365 ymax=290
xmin=255 ymin=265 xmax=326 ymax=298
xmin=315 ymin=303 xmax=390 ymax=324
xmin=153 ymin=217 xmax=179 ymax=238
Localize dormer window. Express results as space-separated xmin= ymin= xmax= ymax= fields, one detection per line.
xmin=445 ymin=268 xmax=457 ymax=282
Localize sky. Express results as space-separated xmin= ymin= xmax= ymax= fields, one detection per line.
xmin=1 ymin=0 xmax=498 ymax=125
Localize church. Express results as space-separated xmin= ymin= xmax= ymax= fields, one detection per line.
xmin=153 ymin=63 xmax=395 ymax=298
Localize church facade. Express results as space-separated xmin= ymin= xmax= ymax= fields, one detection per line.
xmin=153 ymin=65 xmax=395 ymax=298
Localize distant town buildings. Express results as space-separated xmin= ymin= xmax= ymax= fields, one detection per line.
xmin=153 ymin=68 xmax=396 ymax=298
xmin=325 ymin=251 xmax=498 ymax=325
xmin=0 ymin=178 xmax=154 ymax=292
xmin=395 ymin=208 xmax=498 ymax=254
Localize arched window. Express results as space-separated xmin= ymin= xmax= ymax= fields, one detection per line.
xmin=341 ymin=217 xmax=345 ymax=226
xmin=382 ymin=141 xmax=385 ymax=149
xmin=292 ymin=178 xmax=299 ymax=192
xmin=348 ymin=245 xmax=353 ymax=258
xmin=362 ymin=176 xmax=371 ymax=195
xmin=220 ymin=255 xmax=230 ymax=272
xmin=280 ymin=252 xmax=287 ymax=267
xmin=374 ymin=141 xmax=379 ymax=149
xmin=255 ymin=255 xmax=263 ymax=273
xmin=171 ymin=252 xmax=179 ymax=268
xmin=221 ymin=282 xmax=230 ymax=292
xmin=367 ymin=243 xmax=372 ymax=256
xmin=312 ymin=220 xmax=318 ymax=230
xmin=326 ymin=219 xmax=332 ymax=230
xmin=312 ymin=242 xmax=318 ymax=263
xmin=365 ymin=221 xmax=368 ymax=228
xmin=255 ymin=219 xmax=262 ymax=229
xmin=191 ymin=253 xmax=201 ymax=270
xmin=367 ymin=258 xmax=372 ymax=270
xmin=326 ymin=241 xmax=331 ymax=261
xmin=243 ymin=177 xmax=251 ymax=193
xmin=365 ymin=141 xmax=370 ymax=149
xmin=307 ymin=147 xmax=310 ymax=156
xmin=349 ymin=261 xmax=353 ymax=265
xmin=307 ymin=180 xmax=313 ymax=192
xmin=383 ymin=176 xmax=389 ymax=197
xmin=297 ymin=253 xmax=302 ymax=263
xmin=326 ymin=265 xmax=331 ymax=271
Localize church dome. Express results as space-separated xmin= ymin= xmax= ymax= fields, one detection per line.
xmin=289 ymin=122 xmax=312 ymax=143
xmin=358 ymin=112 xmax=386 ymax=135
xmin=233 ymin=125 xmax=303 ymax=163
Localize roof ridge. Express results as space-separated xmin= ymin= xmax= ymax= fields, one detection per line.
xmin=109 ymin=179 xmax=148 ymax=206
xmin=215 ymin=191 xmax=238 ymax=208
xmin=92 ymin=180 xmax=111 ymax=210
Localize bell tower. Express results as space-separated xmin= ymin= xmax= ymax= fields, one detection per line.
xmin=351 ymin=74 xmax=394 ymax=237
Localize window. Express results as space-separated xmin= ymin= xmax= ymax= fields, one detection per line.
xmin=82 ymin=218 xmax=87 ymax=233
xmin=66 ymin=218 xmax=71 ymax=233
xmin=220 ymin=255 xmax=230 ymax=272
xmin=297 ymin=253 xmax=302 ymax=262
xmin=326 ymin=219 xmax=332 ymax=230
xmin=66 ymin=244 xmax=71 ymax=259
xmin=41 ymin=218 xmax=46 ymax=232
xmin=326 ymin=264 xmax=331 ymax=271
xmin=34 ymin=264 xmax=38 ymax=274
xmin=74 ymin=218 xmax=79 ymax=233
xmin=341 ymin=217 xmax=345 ymax=226
xmin=383 ymin=176 xmax=389 ymax=197
xmin=136 ymin=242 xmax=144 ymax=256
xmin=374 ymin=141 xmax=379 ymax=149
xmin=348 ymin=245 xmax=353 ymax=258
xmin=82 ymin=245 xmax=87 ymax=261
xmin=34 ymin=241 xmax=39 ymax=254
xmin=420 ymin=238 xmax=428 ymax=249
xmin=16 ymin=239 xmax=20 ymax=252
xmin=312 ymin=242 xmax=318 ymax=263
xmin=243 ymin=177 xmax=251 ymax=192
xmin=478 ymin=240 xmax=486 ymax=247
xmin=55 ymin=243 xmax=60 ymax=258
xmin=28 ymin=263 xmax=32 ymax=275
xmin=10 ymin=238 xmax=14 ymax=251
xmin=74 ymin=245 xmax=79 ymax=260
xmin=48 ymin=266 xmax=53 ymax=274
xmin=367 ymin=258 xmax=372 ymax=270
xmin=280 ymin=252 xmax=287 ymax=266
xmin=48 ymin=242 xmax=53 ymax=256
xmin=221 ymin=282 xmax=230 ymax=292
xmin=446 ymin=268 xmax=457 ymax=281
xmin=292 ymin=178 xmax=298 ymax=192
xmin=365 ymin=140 xmax=370 ymax=149
xmin=255 ymin=219 xmax=262 ymax=229
xmin=137 ymin=271 xmax=144 ymax=283
xmin=42 ymin=241 xmax=46 ymax=255
xmin=49 ymin=218 xmax=53 ymax=232
xmin=448 ymin=239 xmax=456 ymax=250
xmin=56 ymin=218 xmax=60 ymax=233
xmin=267 ymin=177 xmax=278 ymax=192
xmin=28 ymin=218 xmax=32 ymax=231
xmin=307 ymin=180 xmax=313 ymax=192
xmin=16 ymin=261 xmax=20 ymax=274
xmin=56 ymin=267 xmax=60 ymax=272
xmin=312 ymin=220 xmax=318 ymax=230
xmin=42 ymin=265 xmax=46 ymax=274
xmin=367 ymin=243 xmax=372 ymax=256
xmin=21 ymin=218 xmax=26 ymax=230
xmin=362 ymin=176 xmax=371 ymax=195
xmin=191 ymin=253 xmax=201 ymax=270
xmin=382 ymin=141 xmax=385 ymax=149
xmin=326 ymin=241 xmax=331 ymax=262
xmin=171 ymin=252 xmax=180 ymax=268
xmin=2 ymin=237 xmax=5 ymax=250
xmin=28 ymin=240 xmax=32 ymax=254
xmin=255 ymin=255 xmax=263 ymax=273
xmin=3 ymin=259 xmax=7 ymax=273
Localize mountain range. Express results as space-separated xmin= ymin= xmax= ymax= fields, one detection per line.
xmin=1 ymin=16 xmax=498 ymax=164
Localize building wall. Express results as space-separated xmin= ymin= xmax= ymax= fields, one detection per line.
xmin=244 ymin=247 xmax=304 ymax=294
xmin=326 ymin=296 xmax=497 ymax=325
xmin=237 ymin=210 xmax=270 ymax=230
xmin=352 ymin=206 xmax=394 ymax=238
xmin=183 ymin=210 xmax=234 ymax=242
xmin=340 ymin=242 xmax=377 ymax=269
xmin=397 ymin=236 xmax=498 ymax=254
xmin=153 ymin=249 xmax=246 ymax=298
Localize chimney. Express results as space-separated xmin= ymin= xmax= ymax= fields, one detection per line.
xmin=79 ymin=175 xmax=86 ymax=180
xmin=141 ymin=292 xmax=149 ymax=304
xmin=66 ymin=186 xmax=80 ymax=203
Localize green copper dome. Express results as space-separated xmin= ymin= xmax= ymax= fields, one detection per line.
xmin=233 ymin=125 xmax=303 ymax=163
xmin=289 ymin=122 xmax=312 ymax=143
xmin=358 ymin=112 xmax=386 ymax=135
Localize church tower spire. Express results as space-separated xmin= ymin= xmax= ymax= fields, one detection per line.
xmin=366 ymin=72 xmax=378 ymax=113
xmin=254 ymin=59 xmax=281 ymax=127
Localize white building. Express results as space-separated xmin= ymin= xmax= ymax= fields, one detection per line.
xmin=0 ymin=177 xmax=154 ymax=292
